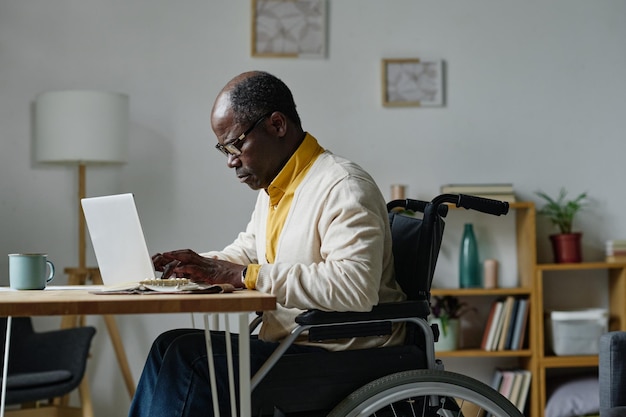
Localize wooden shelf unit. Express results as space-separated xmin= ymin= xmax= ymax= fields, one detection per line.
xmin=434 ymin=348 xmax=533 ymax=358
xmin=432 ymin=201 xmax=539 ymax=416
xmin=431 ymin=200 xmax=626 ymax=417
xmin=534 ymin=261 xmax=626 ymax=415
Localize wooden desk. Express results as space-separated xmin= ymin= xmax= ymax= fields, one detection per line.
xmin=0 ymin=287 xmax=276 ymax=417
xmin=0 ymin=287 xmax=276 ymax=316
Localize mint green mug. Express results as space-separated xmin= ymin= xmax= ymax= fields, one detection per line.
xmin=8 ymin=253 xmax=55 ymax=290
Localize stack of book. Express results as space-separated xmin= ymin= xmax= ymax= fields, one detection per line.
xmin=481 ymin=296 xmax=530 ymax=351
xmin=491 ymin=368 xmax=532 ymax=413
xmin=606 ymin=240 xmax=626 ymax=263
xmin=439 ymin=183 xmax=516 ymax=203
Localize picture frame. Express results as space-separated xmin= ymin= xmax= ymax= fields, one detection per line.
xmin=381 ymin=58 xmax=444 ymax=107
xmin=251 ymin=0 xmax=327 ymax=58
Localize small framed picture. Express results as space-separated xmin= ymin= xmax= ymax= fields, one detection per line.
xmin=382 ymin=59 xmax=444 ymax=107
xmin=251 ymin=0 xmax=327 ymax=58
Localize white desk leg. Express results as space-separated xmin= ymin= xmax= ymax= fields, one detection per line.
xmin=1 ymin=316 xmax=12 ymax=417
xmin=203 ymin=313 xmax=251 ymax=417
xmin=238 ymin=313 xmax=251 ymax=417
xmin=223 ymin=316 xmax=237 ymax=417
xmin=203 ymin=315 xmax=220 ymax=417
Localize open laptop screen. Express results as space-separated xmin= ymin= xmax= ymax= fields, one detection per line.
xmin=81 ymin=193 xmax=156 ymax=286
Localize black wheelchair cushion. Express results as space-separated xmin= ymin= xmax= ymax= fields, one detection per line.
xmin=252 ymin=344 xmax=425 ymax=416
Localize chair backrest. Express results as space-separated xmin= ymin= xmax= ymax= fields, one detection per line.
xmin=599 ymin=331 xmax=626 ymax=410
xmin=388 ymin=207 xmax=445 ymax=302
xmin=0 ymin=317 xmax=96 ymax=406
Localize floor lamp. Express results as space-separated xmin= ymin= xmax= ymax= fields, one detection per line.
xmin=34 ymin=90 xmax=136 ymax=406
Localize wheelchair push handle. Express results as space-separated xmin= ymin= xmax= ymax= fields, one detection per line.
xmin=387 ymin=198 xmax=427 ymax=212
xmin=388 ymin=195 xmax=508 ymax=217
xmin=387 ymin=199 xmax=449 ymax=217
xmin=453 ymin=193 xmax=509 ymax=216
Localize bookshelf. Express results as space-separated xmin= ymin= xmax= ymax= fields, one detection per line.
xmin=431 ymin=201 xmax=538 ymax=416
xmin=434 ymin=200 xmax=626 ymax=417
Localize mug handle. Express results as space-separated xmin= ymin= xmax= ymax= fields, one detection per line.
xmin=46 ymin=260 xmax=55 ymax=283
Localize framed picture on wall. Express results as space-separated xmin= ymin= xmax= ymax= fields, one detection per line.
xmin=251 ymin=0 xmax=327 ymax=58
xmin=382 ymin=58 xmax=444 ymax=107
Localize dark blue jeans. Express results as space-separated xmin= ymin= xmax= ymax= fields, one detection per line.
xmin=128 ymin=328 xmax=325 ymax=417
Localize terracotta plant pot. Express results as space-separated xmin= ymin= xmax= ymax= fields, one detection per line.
xmin=549 ymin=233 xmax=582 ymax=263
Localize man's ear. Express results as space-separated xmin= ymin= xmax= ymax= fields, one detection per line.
xmin=268 ymin=112 xmax=288 ymax=137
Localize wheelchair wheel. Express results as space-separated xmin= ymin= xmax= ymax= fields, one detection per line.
xmin=327 ymin=369 xmax=524 ymax=417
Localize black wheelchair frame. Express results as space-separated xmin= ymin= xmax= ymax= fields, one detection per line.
xmin=249 ymin=194 xmax=523 ymax=417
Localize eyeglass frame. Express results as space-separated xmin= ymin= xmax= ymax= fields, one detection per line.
xmin=215 ymin=112 xmax=273 ymax=157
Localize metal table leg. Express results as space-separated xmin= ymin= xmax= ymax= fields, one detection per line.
xmin=1 ymin=316 xmax=12 ymax=417
xmin=204 ymin=313 xmax=251 ymax=417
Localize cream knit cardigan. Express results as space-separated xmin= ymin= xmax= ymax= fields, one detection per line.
xmin=203 ymin=150 xmax=406 ymax=351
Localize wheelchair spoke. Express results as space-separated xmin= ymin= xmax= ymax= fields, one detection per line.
xmin=440 ymin=396 xmax=462 ymax=417
xmin=328 ymin=370 xmax=524 ymax=417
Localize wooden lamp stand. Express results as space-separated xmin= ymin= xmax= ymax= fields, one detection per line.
xmin=58 ymin=165 xmax=136 ymax=416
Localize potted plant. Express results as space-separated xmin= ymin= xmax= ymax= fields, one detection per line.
xmin=430 ymin=295 xmax=474 ymax=351
xmin=535 ymin=188 xmax=589 ymax=263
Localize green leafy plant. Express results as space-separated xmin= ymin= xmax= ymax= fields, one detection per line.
xmin=430 ymin=296 xmax=474 ymax=336
xmin=535 ymin=188 xmax=588 ymax=234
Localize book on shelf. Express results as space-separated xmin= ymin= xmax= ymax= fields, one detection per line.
xmin=606 ymin=240 xmax=626 ymax=262
xmin=491 ymin=369 xmax=531 ymax=413
xmin=483 ymin=298 xmax=505 ymax=351
xmin=481 ymin=296 xmax=529 ymax=351
xmin=507 ymin=371 xmax=524 ymax=410
xmin=510 ymin=298 xmax=530 ymax=350
xmin=606 ymin=239 xmax=626 ymax=248
xmin=515 ymin=370 xmax=532 ymax=412
xmin=496 ymin=296 xmax=516 ymax=351
xmin=497 ymin=370 xmax=515 ymax=399
xmin=440 ymin=183 xmax=514 ymax=194
xmin=490 ymin=370 xmax=503 ymax=391
xmin=607 ymin=255 xmax=626 ymax=263
xmin=502 ymin=297 xmax=520 ymax=350
xmin=480 ymin=301 xmax=500 ymax=350
xmin=489 ymin=298 xmax=508 ymax=351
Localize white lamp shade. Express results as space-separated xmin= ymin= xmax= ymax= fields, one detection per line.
xmin=35 ymin=90 xmax=129 ymax=164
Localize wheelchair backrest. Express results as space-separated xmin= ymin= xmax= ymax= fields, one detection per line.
xmin=388 ymin=207 xmax=445 ymax=302
xmin=387 ymin=194 xmax=509 ymax=302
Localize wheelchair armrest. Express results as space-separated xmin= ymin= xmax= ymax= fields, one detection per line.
xmin=295 ymin=300 xmax=431 ymax=326
xmin=295 ymin=300 xmax=430 ymax=342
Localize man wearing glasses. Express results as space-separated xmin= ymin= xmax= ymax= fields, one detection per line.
xmin=129 ymin=71 xmax=406 ymax=417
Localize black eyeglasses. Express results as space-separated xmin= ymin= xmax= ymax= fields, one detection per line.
xmin=215 ymin=113 xmax=271 ymax=157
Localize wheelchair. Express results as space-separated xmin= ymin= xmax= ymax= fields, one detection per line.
xmin=249 ymin=194 xmax=524 ymax=417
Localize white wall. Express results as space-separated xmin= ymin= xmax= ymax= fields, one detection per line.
xmin=1 ymin=1 xmax=625 ymax=415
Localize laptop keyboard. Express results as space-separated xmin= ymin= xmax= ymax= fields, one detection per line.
xmin=139 ymin=278 xmax=191 ymax=287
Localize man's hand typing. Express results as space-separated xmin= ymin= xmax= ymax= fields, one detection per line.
xmin=152 ymin=249 xmax=246 ymax=289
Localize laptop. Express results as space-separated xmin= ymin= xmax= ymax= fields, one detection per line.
xmin=82 ymin=193 xmax=233 ymax=293
xmin=81 ymin=193 xmax=157 ymax=287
